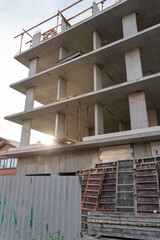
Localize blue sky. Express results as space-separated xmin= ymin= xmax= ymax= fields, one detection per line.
xmin=0 ymin=0 xmax=117 ymax=144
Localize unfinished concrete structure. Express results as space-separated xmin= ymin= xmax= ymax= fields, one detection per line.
xmin=1 ymin=0 xmax=160 ymax=227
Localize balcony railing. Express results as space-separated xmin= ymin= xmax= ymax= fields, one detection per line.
xmin=14 ymin=0 xmax=121 ymax=53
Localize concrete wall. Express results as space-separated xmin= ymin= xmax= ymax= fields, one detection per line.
xmin=17 ymin=149 xmax=98 ymax=176
xmin=17 ymin=140 xmax=157 ymax=176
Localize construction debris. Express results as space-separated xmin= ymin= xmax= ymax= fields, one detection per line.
xmin=55 ymin=94 xmax=77 ymax=102
xmin=87 ymin=211 xmax=160 ymax=240
xmin=56 ymin=50 xmax=83 ymax=65
xmin=55 ymin=137 xmax=78 ymax=145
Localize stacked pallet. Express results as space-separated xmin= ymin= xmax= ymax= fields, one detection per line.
xmin=77 ymin=169 xmax=89 ymax=201
xmin=81 ymin=168 xmax=104 ymax=230
xmin=88 ymin=211 xmax=160 ymax=240
xmin=78 ymin=159 xmax=160 ymax=231
xmin=135 ymin=163 xmax=160 ymax=213
xmin=116 ymin=159 xmax=134 ymax=212
xmin=98 ymin=163 xmax=117 ymax=212
xmin=54 ymin=137 xmax=78 ymax=144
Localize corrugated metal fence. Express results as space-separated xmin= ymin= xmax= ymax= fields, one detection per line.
xmin=0 ymin=176 xmax=81 ymax=240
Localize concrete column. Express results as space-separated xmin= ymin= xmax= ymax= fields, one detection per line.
xmin=25 ymin=57 xmax=38 ymax=110
xmin=148 ymin=109 xmax=158 ymax=127
xmin=20 ymin=119 xmax=32 ymax=147
xmin=122 ymin=12 xmax=137 ymax=38
xmin=20 ymin=33 xmax=40 ymax=146
xmin=24 ymin=57 xmax=38 ymax=110
xmin=92 ymin=2 xmax=100 ymax=16
xmin=93 ymin=64 xmax=102 ymax=91
xmin=21 ymin=88 xmax=35 ymax=146
xmin=28 ymin=57 xmax=39 ymax=77
xmin=94 ymin=103 xmax=104 ymax=135
xmin=55 ymin=81 xmax=67 ymax=138
xmin=128 ymin=92 xmax=149 ymax=129
xmin=125 ymin=48 xmax=143 ymax=82
xmin=122 ymin=13 xmax=143 ymax=82
xmin=59 ymin=46 xmax=68 ymax=60
xmin=24 ymin=87 xmax=35 ymax=111
xmin=58 ymin=47 xmax=67 ymax=99
xmin=54 ymin=46 xmax=68 ymax=138
xmin=55 ymin=47 xmax=68 ymax=138
xmin=55 ymin=113 xmax=66 ymax=138
xmin=61 ymin=19 xmax=70 ymax=33
xmin=32 ymin=31 xmax=41 ymax=48
xmin=93 ymin=31 xmax=101 ymax=50
xmin=93 ymin=35 xmax=103 ymax=134
xmin=57 ymin=77 xmax=67 ymax=99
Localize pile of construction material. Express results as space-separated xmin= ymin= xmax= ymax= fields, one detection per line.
xmin=87 ymin=211 xmax=160 ymax=240
xmin=82 ymin=234 xmax=121 ymax=240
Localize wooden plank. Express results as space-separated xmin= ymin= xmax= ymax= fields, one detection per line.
xmin=88 ymin=211 xmax=160 ymax=221
xmin=88 ymin=219 xmax=160 ymax=228
xmin=56 ymin=51 xmax=83 ymax=65
xmin=100 ymin=153 xmax=132 ymax=158
xmin=88 ymin=227 xmax=160 ymax=240
xmin=55 ymin=137 xmax=78 ymax=144
xmin=99 ymin=145 xmax=133 ymax=162
xmin=100 ymin=153 xmax=133 ymax=159
xmin=55 ymin=94 xmax=77 ymax=102
xmin=100 ymin=149 xmax=133 ymax=156
xmin=89 ymin=223 xmax=160 ymax=232
xmin=88 ymin=212 xmax=160 ymax=240
xmin=99 ymin=144 xmax=132 ymax=152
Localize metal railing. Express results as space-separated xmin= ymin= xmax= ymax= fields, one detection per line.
xmin=14 ymin=0 xmax=121 ymax=53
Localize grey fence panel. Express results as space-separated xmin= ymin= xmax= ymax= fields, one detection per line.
xmin=0 ymin=176 xmax=81 ymax=240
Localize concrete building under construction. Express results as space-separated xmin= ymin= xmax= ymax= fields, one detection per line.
xmin=1 ymin=0 xmax=160 ymax=237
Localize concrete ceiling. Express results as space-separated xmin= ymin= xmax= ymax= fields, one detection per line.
xmin=11 ymin=24 xmax=160 ymax=105
xmin=6 ymin=73 xmax=160 ymax=137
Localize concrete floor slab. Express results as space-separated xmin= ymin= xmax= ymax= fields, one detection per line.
xmin=1 ymin=127 xmax=160 ymax=158
xmin=15 ymin=0 xmax=160 ymax=72
xmin=11 ymin=24 xmax=160 ymax=105
xmin=5 ymin=73 xmax=160 ymax=136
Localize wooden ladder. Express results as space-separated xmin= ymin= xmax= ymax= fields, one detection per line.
xmin=81 ymin=168 xmax=105 ymax=230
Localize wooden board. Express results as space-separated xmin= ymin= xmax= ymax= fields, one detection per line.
xmin=88 ymin=211 xmax=160 ymax=240
xmin=99 ymin=144 xmax=133 ymax=162
xmin=55 ymin=137 xmax=78 ymax=144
